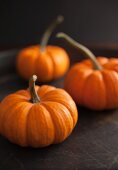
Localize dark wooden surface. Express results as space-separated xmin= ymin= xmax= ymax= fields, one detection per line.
xmin=0 ymin=47 xmax=118 ymax=170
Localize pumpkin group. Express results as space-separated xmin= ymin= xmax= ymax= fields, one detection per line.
xmin=0 ymin=75 xmax=78 ymax=147
xmin=57 ymin=33 xmax=118 ymax=110
xmin=17 ymin=16 xmax=69 ymax=82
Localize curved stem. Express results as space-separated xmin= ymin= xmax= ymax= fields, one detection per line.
xmin=56 ymin=32 xmax=102 ymax=70
xmin=29 ymin=75 xmax=40 ymax=103
xmin=40 ymin=15 xmax=64 ymax=52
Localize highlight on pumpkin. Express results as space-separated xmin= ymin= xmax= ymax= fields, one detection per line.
xmin=17 ymin=16 xmax=70 ymax=82
xmin=0 ymin=74 xmax=78 ymax=147
xmin=56 ymin=33 xmax=118 ymax=110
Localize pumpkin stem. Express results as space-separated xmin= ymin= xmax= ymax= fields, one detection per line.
xmin=56 ymin=32 xmax=102 ymax=70
xmin=40 ymin=15 xmax=64 ymax=52
xmin=29 ymin=75 xmax=40 ymax=103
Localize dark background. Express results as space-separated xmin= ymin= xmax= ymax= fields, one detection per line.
xmin=0 ymin=0 xmax=118 ymax=48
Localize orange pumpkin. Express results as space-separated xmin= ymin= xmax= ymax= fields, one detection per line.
xmin=17 ymin=16 xmax=69 ymax=82
xmin=57 ymin=33 xmax=118 ymax=110
xmin=0 ymin=75 xmax=78 ymax=147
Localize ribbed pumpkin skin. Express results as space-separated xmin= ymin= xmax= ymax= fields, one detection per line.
xmin=64 ymin=57 xmax=118 ymax=110
xmin=17 ymin=45 xmax=69 ymax=82
xmin=0 ymin=85 xmax=78 ymax=147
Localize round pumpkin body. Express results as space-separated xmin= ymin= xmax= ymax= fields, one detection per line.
xmin=65 ymin=57 xmax=118 ymax=110
xmin=0 ymin=85 xmax=78 ymax=147
xmin=17 ymin=45 xmax=69 ymax=82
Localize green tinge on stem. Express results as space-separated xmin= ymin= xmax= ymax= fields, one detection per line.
xmin=40 ymin=15 xmax=64 ymax=52
xmin=56 ymin=32 xmax=102 ymax=70
xmin=29 ymin=75 xmax=40 ymax=103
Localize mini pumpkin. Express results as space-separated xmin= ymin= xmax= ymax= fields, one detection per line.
xmin=57 ymin=32 xmax=118 ymax=110
xmin=17 ymin=16 xmax=69 ymax=82
xmin=0 ymin=75 xmax=78 ymax=147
